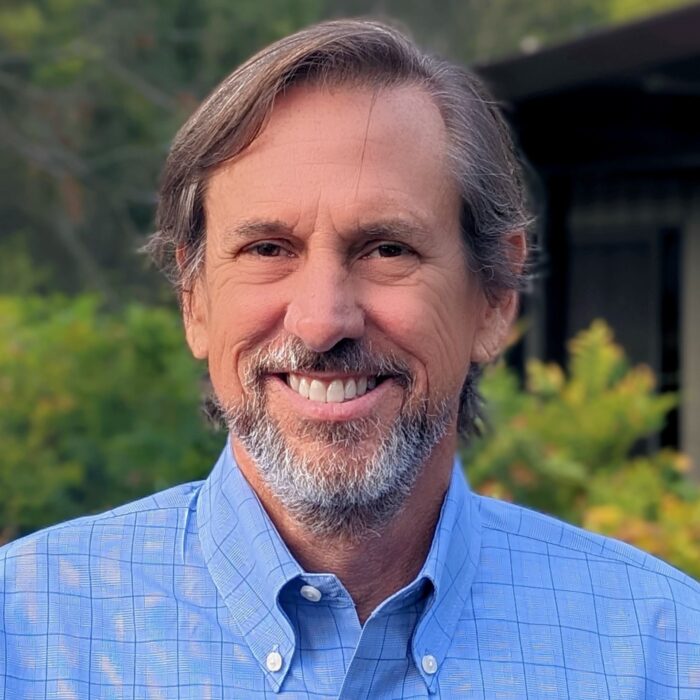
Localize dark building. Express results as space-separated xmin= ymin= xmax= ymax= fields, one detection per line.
xmin=475 ymin=2 xmax=700 ymax=474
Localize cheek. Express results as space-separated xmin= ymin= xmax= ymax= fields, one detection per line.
xmin=365 ymin=282 xmax=477 ymax=388
xmin=204 ymin=278 xmax=288 ymax=397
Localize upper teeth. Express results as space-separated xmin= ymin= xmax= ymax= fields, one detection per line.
xmin=287 ymin=374 xmax=378 ymax=402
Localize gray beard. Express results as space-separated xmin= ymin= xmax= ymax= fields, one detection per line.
xmin=217 ymin=339 xmax=454 ymax=540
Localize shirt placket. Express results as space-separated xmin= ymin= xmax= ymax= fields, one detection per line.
xmin=279 ymin=574 xmax=361 ymax=697
xmin=338 ymin=602 xmax=431 ymax=699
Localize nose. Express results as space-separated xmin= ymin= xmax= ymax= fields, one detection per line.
xmin=283 ymin=256 xmax=365 ymax=352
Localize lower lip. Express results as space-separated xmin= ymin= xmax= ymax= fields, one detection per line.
xmin=266 ymin=375 xmax=399 ymax=421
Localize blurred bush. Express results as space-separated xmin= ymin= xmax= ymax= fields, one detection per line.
xmin=464 ymin=320 xmax=700 ymax=579
xmin=0 ymin=294 xmax=221 ymax=543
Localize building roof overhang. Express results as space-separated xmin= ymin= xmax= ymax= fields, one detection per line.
xmin=473 ymin=3 xmax=700 ymax=175
xmin=475 ymin=2 xmax=700 ymax=101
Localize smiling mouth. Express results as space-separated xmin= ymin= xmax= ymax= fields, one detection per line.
xmin=281 ymin=373 xmax=389 ymax=403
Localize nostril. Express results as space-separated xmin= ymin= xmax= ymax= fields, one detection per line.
xmin=284 ymin=296 xmax=365 ymax=352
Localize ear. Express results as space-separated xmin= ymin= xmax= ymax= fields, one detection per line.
xmin=470 ymin=230 xmax=526 ymax=364
xmin=470 ymin=290 xmax=519 ymax=363
xmin=177 ymin=246 xmax=209 ymax=360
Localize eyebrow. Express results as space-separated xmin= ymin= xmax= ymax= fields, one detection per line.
xmin=222 ymin=219 xmax=294 ymax=242
xmin=357 ymin=219 xmax=430 ymax=245
xmin=222 ymin=217 xmax=431 ymax=245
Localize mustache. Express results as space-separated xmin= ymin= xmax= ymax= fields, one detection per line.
xmin=244 ymin=337 xmax=413 ymax=388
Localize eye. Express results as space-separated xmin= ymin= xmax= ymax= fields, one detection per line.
xmin=244 ymin=242 xmax=292 ymax=258
xmin=364 ymin=243 xmax=413 ymax=259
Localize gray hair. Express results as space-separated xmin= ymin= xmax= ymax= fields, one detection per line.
xmin=146 ymin=18 xmax=531 ymax=436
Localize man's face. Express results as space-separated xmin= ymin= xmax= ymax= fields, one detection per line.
xmin=185 ymin=85 xmax=505 ymax=533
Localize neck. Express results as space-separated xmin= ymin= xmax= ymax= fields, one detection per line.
xmin=232 ymin=435 xmax=456 ymax=625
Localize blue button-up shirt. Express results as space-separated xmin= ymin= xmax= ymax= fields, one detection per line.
xmin=2 ymin=442 xmax=699 ymax=698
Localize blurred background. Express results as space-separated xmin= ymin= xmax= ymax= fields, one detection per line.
xmin=1 ymin=0 xmax=699 ymax=576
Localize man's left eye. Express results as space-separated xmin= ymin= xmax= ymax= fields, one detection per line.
xmin=365 ymin=243 xmax=411 ymax=258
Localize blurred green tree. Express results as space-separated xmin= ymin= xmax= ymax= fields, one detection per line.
xmin=0 ymin=0 xmax=324 ymax=300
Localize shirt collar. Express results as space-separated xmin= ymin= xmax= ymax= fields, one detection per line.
xmin=410 ymin=457 xmax=482 ymax=692
xmin=197 ymin=441 xmax=482 ymax=694
xmin=197 ymin=442 xmax=302 ymax=692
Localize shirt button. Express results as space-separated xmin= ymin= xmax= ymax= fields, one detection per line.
xmin=421 ymin=654 xmax=438 ymax=675
xmin=300 ymin=584 xmax=322 ymax=602
xmin=266 ymin=651 xmax=283 ymax=672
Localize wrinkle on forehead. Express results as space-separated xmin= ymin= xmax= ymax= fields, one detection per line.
xmin=353 ymin=88 xmax=380 ymax=199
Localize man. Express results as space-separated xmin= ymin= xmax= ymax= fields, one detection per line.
xmin=1 ymin=18 xmax=699 ymax=699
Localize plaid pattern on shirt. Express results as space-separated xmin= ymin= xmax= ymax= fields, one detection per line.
xmin=2 ymin=442 xmax=699 ymax=699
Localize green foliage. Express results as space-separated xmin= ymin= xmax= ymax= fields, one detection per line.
xmin=0 ymin=232 xmax=51 ymax=294
xmin=0 ymin=0 xmax=325 ymax=300
xmin=0 ymin=294 xmax=222 ymax=543
xmin=464 ymin=320 xmax=700 ymax=578
xmin=606 ymin=0 xmax=695 ymax=22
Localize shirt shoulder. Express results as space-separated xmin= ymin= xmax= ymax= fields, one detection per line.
xmin=474 ymin=492 xmax=700 ymax=607
xmin=0 ymin=481 xmax=213 ymax=694
xmin=0 ymin=480 xmax=205 ymax=588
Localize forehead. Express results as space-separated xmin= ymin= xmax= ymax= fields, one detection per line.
xmin=255 ymin=82 xmax=448 ymax=156
xmin=205 ymin=84 xmax=459 ymax=235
